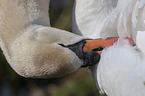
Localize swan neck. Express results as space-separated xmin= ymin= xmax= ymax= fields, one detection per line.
xmin=0 ymin=0 xmax=50 ymax=58
xmin=32 ymin=0 xmax=50 ymax=26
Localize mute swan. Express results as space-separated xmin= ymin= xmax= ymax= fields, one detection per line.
xmin=73 ymin=0 xmax=145 ymax=96
xmin=0 ymin=0 xmax=103 ymax=78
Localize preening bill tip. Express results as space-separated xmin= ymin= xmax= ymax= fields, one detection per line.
xmin=84 ymin=37 xmax=134 ymax=55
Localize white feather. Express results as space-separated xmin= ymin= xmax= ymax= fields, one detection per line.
xmin=73 ymin=0 xmax=117 ymax=39
xmin=74 ymin=0 xmax=145 ymax=95
xmin=97 ymin=0 xmax=145 ymax=95
xmin=97 ymin=39 xmax=145 ymax=96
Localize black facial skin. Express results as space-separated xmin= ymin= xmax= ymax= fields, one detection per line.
xmin=59 ymin=40 xmax=101 ymax=67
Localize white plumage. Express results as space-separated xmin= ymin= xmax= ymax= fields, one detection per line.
xmin=73 ymin=0 xmax=145 ymax=96
xmin=73 ymin=0 xmax=117 ymax=38
xmin=1 ymin=0 xmax=145 ymax=95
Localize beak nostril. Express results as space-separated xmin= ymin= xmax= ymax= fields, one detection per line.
xmin=92 ymin=47 xmax=104 ymax=51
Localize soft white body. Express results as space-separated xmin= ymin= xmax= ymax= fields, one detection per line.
xmin=73 ymin=0 xmax=118 ymax=38
xmin=0 ymin=0 xmax=88 ymax=78
xmin=74 ymin=0 xmax=145 ymax=96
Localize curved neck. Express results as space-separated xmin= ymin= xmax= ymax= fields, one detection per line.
xmin=32 ymin=0 xmax=50 ymax=26
xmin=0 ymin=0 xmax=50 ymax=58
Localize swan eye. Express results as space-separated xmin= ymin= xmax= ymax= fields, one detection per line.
xmin=92 ymin=47 xmax=104 ymax=51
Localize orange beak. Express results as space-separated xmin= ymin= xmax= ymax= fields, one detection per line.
xmin=83 ymin=37 xmax=134 ymax=55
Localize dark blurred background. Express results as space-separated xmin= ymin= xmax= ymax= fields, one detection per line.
xmin=0 ymin=0 xmax=101 ymax=96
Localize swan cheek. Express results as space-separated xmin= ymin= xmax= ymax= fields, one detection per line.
xmin=9 ymin=34 xmax=82 ymax=78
